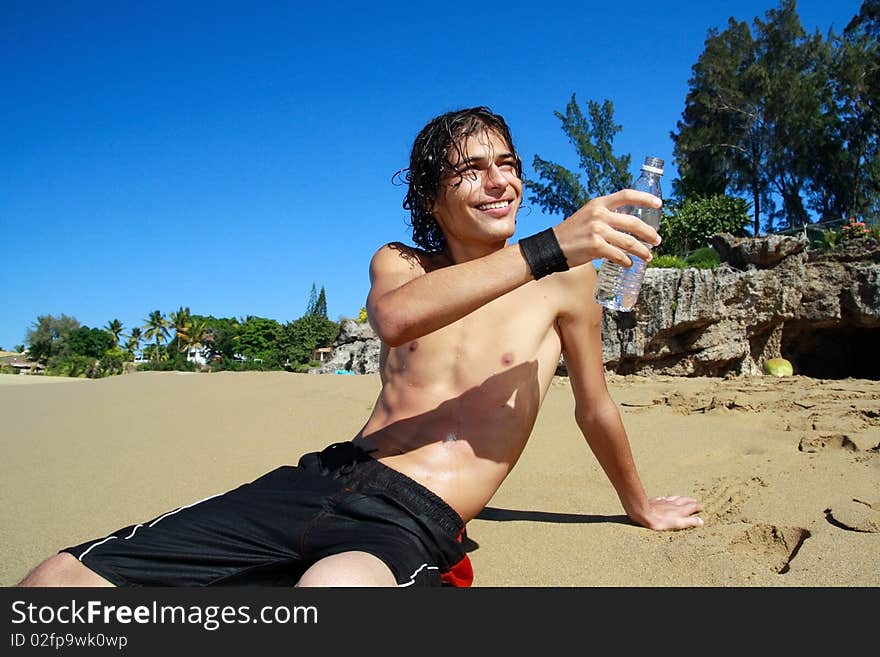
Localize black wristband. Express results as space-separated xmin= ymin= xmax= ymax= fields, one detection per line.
xmin=519 ymin=228 xmax=569 ymax=280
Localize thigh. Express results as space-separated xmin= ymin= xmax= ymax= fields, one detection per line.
xmin=19 ymin=552 xmax=114 ymax=587
xmin=295 ymin=551 xmax=397 ymax=587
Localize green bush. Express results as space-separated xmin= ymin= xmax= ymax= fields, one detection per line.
xmin=648 ymin=255 xmax=687 ymax=269
xmin=685 ymin=247 xmax=721 ymax=269
xmin=137 ymin=359 xmax=196 ymax=372
xmin=209 ymin=359 xmax=274 ymax=372
xmin=46 ymin=355 xmax=94 ymax=377
xmin=660 ymin=194 xmax=751 ymax=255
xmin=819 ymin=228 xmax=841 ymax=250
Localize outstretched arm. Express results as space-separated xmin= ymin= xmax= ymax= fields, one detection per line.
xmin=368 ymin=189 xmax=662 ymax=347
xmin=556 ymin=265 xmax=703 ymax=531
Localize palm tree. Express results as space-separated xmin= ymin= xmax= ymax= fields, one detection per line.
xmin=169 ymin=306 xmax=192 ymax=354
xmin=124 ymin=327 xmax=142 ymax=359
xmin=105 ymin=319 xmax=124 ymax=347
xmin=143 ymin=310 xmax=170 ymax=363
xmin=178 ymin=317 xmax=210 ymax=363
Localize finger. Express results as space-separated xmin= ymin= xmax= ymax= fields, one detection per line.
xmin=600 ymin=244 xmax=634 ymax=268
xmin=680 ymin=515 xmax=704 ymax=529
xmin=600 ymin=188 xmax=663 ymax=211
xmin=605 ymin=230 xmax=654 ymax=263
xmin=606 ymin=211 xmax=662 ymax=247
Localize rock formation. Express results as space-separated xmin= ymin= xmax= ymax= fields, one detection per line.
xmin=598 ymin=233 xmax=879 ymax=378
xmin=312 ymin=319 xmax=381 ymax=375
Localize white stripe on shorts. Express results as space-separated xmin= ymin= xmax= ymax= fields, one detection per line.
xmin=76 ymin=491 xmax=226 ymax=561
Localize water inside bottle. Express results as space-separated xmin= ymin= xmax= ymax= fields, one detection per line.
xmin=594 ymin=254 xmax=648 ymax=312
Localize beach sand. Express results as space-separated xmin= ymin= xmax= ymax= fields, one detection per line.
xmin=2 ymin=370 xmax=878 ymax=587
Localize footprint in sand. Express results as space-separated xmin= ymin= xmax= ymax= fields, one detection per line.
xmin=729 ymin=523 xmax=810 ymax=574
xmin=798 ymin=433 xmax=859 ymax=453
xmin=825 ymin=499 xmax=880 ymax=533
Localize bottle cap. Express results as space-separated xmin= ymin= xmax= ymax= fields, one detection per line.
xmin=641 ymin=156 xmax=664 ymax=175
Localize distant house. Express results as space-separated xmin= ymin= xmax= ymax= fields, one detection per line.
xmin=0 ymin=353 xmax=45 ymax=375
xmin=312 ymin=347 xmax=333 ymax=363
xmin=185 ymin=334 xmax=214 ymax=367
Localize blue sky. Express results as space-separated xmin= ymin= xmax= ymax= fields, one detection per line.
xmin=0 ymin=1 xmax=861 ymax=350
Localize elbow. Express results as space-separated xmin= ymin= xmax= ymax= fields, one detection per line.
xmin=574 ymin=398 xmax=620 ymax=433
xmin=368 ymin=300 xmax=410 ymax=348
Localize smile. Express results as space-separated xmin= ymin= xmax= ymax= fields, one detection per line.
xmin=477 ymin=200 xmax=512 ymax=211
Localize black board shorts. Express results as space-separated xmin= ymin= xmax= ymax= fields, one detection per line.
xmin=62 ymin=441 xmax=467 ymax=587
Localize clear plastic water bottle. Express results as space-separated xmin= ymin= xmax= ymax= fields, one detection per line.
xmin=594 ymin=156 xmax=664 ymax=312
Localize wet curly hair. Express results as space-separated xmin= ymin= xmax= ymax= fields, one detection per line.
xmin=398 ymin=106 xmax=522 ymax=253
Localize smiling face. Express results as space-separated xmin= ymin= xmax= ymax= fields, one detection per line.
xmin=430 ymin=129 xmax=523 ymax=253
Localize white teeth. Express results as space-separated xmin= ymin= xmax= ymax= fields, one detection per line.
xmin=478 ymin=201 xmax=509 ymax=210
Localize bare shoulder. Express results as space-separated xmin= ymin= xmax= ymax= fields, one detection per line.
xmin=369 ymin=242 xmax=455 ymax=282
xmin=546 ymin=262 xmax=601 ymax=324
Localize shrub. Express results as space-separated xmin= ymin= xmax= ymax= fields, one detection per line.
xmin=660 ymin=194 xmax=751 ymax=255
xmin=685 ymin=247 xmax=721 ymax=270
xmin=819 ymin=228 xmax=841 ymax=250
xmin=208 ymin=359 xmax=273 ymax=372
xmin=648 ymin=255 xmax=687 ymax=269
xmin=137 ymin=359 xmax=196 ymax=373
xmin=46 ymin=355 xmax=94 ymax=377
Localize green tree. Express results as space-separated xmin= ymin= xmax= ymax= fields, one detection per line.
xmin=753 ymin=0 xmax=833 ymax=230
xmin=68 ymin=326 xmax=114 ymax=359
xmin=177 ymin=317 xmax=210 ymax=361
xmin=314 ymin=286 xmax=328 ymax=319
xmin=236 ymin=316 xmax=283 ymax=365
xmin=305 ymin=283 xmax=318 ymax=316
xmin=143 ymin=310 xmax=170 ymax=363
xmin=25 ymin=314 xmax=80 ymax=364
xmin=816 ymin=0 xmax=880 ymax=222
xmin=197 ymin=316 xmax=241 ymax=361
xmin=672 ymin=16 xmax=755 ymax=208
xmin=124 ymin=327 xmax=143 ymax=358
xmin=281 ymin=314 xmax=340 ymax=367
xmin=168 ymin=306 xmax=192 ymax=354
xmin=526 ymin=94 xmax=631 ymax=217
xmin=672 ymin=1 xmax=871 ymax=233
xmin=105 ymin=319 xmax=124 ymax=347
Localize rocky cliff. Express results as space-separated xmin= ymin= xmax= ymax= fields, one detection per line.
xmin=316 ymin=234 xmax=880 ymax=379
xmin=599 ymin=234 xmax=879 ymax=378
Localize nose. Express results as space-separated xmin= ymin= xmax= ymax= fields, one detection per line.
xmin=484 ymin=163 xmax=506 ymax=189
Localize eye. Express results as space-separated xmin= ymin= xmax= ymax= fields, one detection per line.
xmin=456 ymin=164 xmax=480 ymax=181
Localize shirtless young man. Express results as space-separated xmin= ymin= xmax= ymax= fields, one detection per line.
xmin=19 ymin=106 xmax=702 ymax=589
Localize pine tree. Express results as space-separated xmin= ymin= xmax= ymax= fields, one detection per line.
xmin=315 ymin=286 xmax=328 ymax=319
xmin=305 ymin=283 xmax=318 ymax=316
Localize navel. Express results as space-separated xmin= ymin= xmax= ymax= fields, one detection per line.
xmin=409 ymin=341 xmax=419 ymax=352
xmin=501 ymin=352 xmax=514 ymax=366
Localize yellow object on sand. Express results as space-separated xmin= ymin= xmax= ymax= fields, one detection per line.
xmin=763 ymin=357 xmax=794 ymax=377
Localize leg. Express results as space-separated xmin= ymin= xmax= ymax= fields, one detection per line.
xmin=296 ymin=551 xmax=397 ymax=587
xmin=17 ymin=552 xmax=114 ymax=587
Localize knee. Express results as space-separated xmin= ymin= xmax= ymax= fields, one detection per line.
xmin=296 ymin=551 xmax=397 ymax=587
xmin=17 ymin=553 xmax=111 ymax=587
